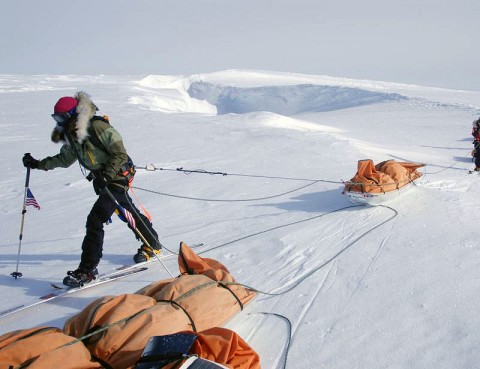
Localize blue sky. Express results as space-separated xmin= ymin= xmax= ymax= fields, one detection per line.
xmin=1 ymin=0 xmax=478 ymax=91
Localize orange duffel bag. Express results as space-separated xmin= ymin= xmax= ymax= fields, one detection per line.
xmin=0 ymin=326 xmax=101 ymax=369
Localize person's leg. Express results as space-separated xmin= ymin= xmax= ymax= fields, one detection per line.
xmin=113 ymin=188 xmax=161 ymax=248
xmin=474 ymin=143 xmax=480 ymax=170
xmin=109 ymin=187 xmax=162 ymax=262
xmin=79 ymin=191 xmax=117 ymax=271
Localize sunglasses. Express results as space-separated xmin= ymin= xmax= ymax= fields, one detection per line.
xmin=51 ymin=108 xmax=77 ymax=125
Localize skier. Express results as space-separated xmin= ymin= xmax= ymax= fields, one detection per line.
xmin=472 ymin=117 xmax=480 ymax=171
xmin=22 ymin=91 xmax=162 ymax=287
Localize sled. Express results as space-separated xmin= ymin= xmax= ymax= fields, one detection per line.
xmin=342 ymin=159 xmax=425 ymax=206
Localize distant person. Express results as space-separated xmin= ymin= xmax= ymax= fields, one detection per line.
xmin=22 ymin=91 xmax=162 ymax=287
xmin=472 ymin=117 xmax=480 ymax=171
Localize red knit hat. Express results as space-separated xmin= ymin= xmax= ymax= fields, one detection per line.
xmin=54 ymin=97 xmax=78 ymax=113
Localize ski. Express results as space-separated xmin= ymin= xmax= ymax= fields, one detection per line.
xmin=0 ymin=243 xmax=204 ymax=319
xmin=50 ymin=242 xmax=203 ymax=289
xmin=50 ymin=259 xmax=158 ymax=290
xmin=0 ymin=266 xmax=148 ymax=319
xmin=50 ymin=265 xmax=149 ymax=290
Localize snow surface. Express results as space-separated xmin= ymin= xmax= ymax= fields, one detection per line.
xmin=1 ymin=70 xmax=480 ymax=368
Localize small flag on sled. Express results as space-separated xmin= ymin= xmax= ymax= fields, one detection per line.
xmin=25 ymin=188 xmax=41 ymax=210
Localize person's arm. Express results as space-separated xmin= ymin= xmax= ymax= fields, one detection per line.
xmin=37 ymin=144 xmax=78 ymax=170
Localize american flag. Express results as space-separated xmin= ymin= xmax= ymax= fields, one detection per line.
xmin=26 ymin=188 xmax=41 ymax=210
xmin=120 ymin=206 xmax=136 ymax=229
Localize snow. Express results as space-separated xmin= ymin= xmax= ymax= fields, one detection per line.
xmin=1 ymin=70 xmax=480 ymax=368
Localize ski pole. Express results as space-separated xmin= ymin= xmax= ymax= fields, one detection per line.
xmin=102 ymin=186 xmax=174 ymax=278
xmin=11 ymin=166 xmax=31 ymax=279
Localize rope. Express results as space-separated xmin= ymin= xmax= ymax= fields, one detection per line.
xmin=135 ymin=164 xmax=431 ymax=192
xmin=199 ymin=204 xmax=364 ymax=254
xmin=247 ymin=312 xmax=292 ymax=369
xmin=212 ymin=205 xmax=398 ymax=296
xmin=137 ymin=165 xmax=332 ymax=182
xmin=137 ymin=164 xmax=342 ymax=183
xmin=132 ymin=180 xmax=321 ymax=202
xmin=130 ymin=186 xmax=153 ymax=221
xmin=422 ymin=141 xmax=480 ymax=175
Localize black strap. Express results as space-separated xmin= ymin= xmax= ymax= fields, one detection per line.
xmin=65 ymin=131 xmax=91 ymax=170
xmin=156 ymin=299 xmax=197 ymax=332
xmin=218 ymin=282 xmax=244 ymax=311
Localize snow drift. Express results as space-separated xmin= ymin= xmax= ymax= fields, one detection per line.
xmin=187 ymin=82 xmax=406 ymax=115
xmin=131 ymin=72 xmax=407 ymax=115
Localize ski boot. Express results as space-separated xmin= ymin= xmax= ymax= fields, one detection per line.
xmin=63 ymin=268 xmax=98 ymax=288
xmin=133 ymin=244 xmax=162 ymax=263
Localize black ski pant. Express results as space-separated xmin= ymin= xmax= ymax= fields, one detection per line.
xmin=79 ymin=186 xmax=160 ymax=272
xmin=475 ymin=141 xmax=480 ymax=168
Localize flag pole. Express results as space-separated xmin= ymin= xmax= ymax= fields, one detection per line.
xmin=11 ymin=166 xmax=31 ymax=279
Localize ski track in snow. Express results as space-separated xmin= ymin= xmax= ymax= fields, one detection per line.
xmin=245 ymin=205 xmax=398 ymax=364
xmin=289 ymin=261 xmax=338 ymax=345
xmin=288 ymin=210 xmax=393 ymax=323
xmin=260 ymin=206 xmax=393 ymax=295
xmin=319 ymin=234 xmax=391 ymax=352
xmin=420 ymin=179 xmax=471 ymax=192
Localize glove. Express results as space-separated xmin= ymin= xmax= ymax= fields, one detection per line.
xmin=93 ymin=173 xmax=111 ymax=191
xmin=22 ymin=153 xmax=39 ymax=169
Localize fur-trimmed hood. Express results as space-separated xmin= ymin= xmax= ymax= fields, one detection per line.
xmin=51 ymin=91 xmax=98 ymax=144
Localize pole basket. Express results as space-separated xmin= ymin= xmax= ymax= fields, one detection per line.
xmin=11 ymin=271 xmax=23 ymax=279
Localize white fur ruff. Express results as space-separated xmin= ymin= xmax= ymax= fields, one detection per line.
xmin=74 ymin=91 xmax=97 ymax=143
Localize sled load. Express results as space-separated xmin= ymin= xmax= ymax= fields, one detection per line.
xmin=0 ymin=243 xmax=260 ymax=369
xmin=342 ymin=159 xmax=425 ymax=205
